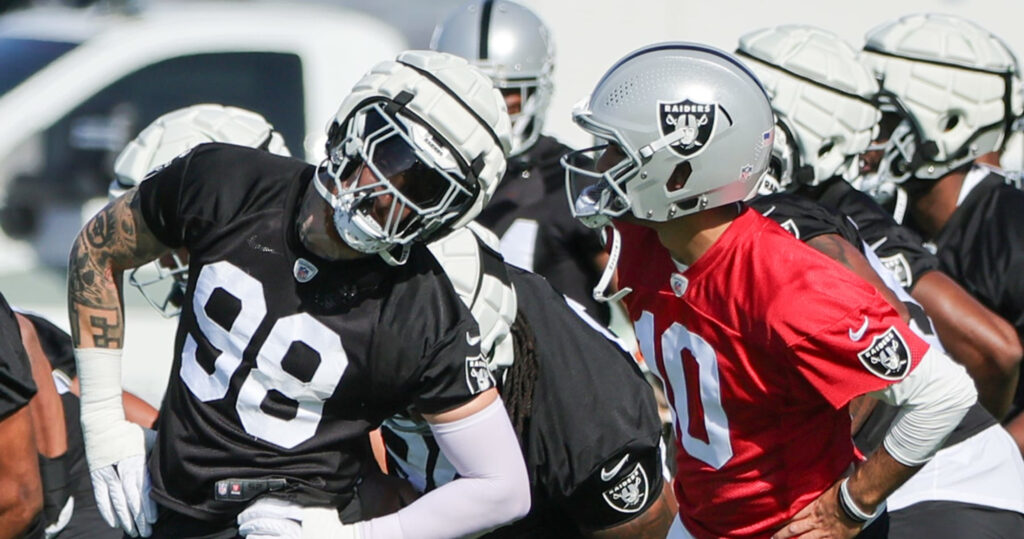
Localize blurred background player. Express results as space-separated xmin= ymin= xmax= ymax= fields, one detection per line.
xmin=859 ymin=13 xmax=1024 ymax=454
xmin=430 ymin=0 xmax=611 ymax=325
xmin=107 ymin=103 xmax=292 ymax=318
xmin=737 ymin=24 xmax=1024 ymax=538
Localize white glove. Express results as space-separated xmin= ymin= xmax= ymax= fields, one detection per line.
xmin=76 ymin=348 xmax=158 ymax=537
xmin=43 ymin=496 xmax=74 ymax=539
xmin=237 ymin=497 xmax=359 ymax=539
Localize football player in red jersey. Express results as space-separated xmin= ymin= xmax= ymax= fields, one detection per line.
xmin=564 ymin=42 xmax=979 ymax=539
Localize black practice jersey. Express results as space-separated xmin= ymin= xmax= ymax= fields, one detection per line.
xmin=0 ymin=293 xmax=34 ymax=420
xmin=796 ymin=177 xmax=939 ymax=291
xmin=384 ymin=266 xmax=663 ymax=537
xmin=749 ymin=193 xmax=862 ymax=246
xmin=0 ymin=294 xmax=43 ymax=539
xmin=930 ymin=167 xmax=1024 ymax=415
xmin=476 ymin=136 xmax=608 ymax=324
xmin=20 ymin=313 xmax=119 ymax=538
xmin=137 ymin=143 xmax=486 ymax=519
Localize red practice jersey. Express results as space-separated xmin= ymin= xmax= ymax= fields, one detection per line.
xmin=616 ymin=208 xmax=929 ymax=538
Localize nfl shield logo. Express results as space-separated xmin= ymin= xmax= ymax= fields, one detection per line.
xmin=658 ymin=99 xmax=717 ymax=158
xmin=293 ymin=258 xmax=318 ymax=283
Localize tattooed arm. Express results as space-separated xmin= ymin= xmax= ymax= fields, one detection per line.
xmin=67 ymin=188 xmax=166 ymax=536
xmin=68 ymin=189 xmax=171 ymax=349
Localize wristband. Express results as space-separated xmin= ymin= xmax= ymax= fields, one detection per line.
xmin=838 ymin=478 xmax=885 ymax=523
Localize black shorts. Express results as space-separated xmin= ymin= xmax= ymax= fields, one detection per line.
xmin=144 ymin=507 xmax=239 ymax=539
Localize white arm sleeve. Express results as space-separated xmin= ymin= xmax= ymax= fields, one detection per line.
xmin=870 ymin=346 xmax=978 ymax=466
xmin=357 ymin=397 xmax=531 ymax=539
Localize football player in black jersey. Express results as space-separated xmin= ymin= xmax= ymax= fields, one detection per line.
xmin=859 ymin=15 xmax=1024 ymax=456
xmin=67 ymin=51 xmax=532 ymax=538
xmin=0 ymin=294 xmax=44 ymax=538
xmin=378 ymin=225 xmax=675 ymax=538
xmin=738 ymin=23 xmax=1024 ymax=538
xmin=15 ymin=310 xmax=157 ymax=539
xmin=111 ymin=105 xmax=675 ymax=537
xmin=429 ymin=0 xmax=611 ymax=324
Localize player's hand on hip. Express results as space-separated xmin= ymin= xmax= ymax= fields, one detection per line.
xmin=76 ymin=348 xmax=158 ymax=537
xmin=237 ymin=497 xmax=359 ymax=539
xmin=771 ymin=479 xmax=863 ymax=539
xmin=85 ymin=427 xmax=157 ymax=537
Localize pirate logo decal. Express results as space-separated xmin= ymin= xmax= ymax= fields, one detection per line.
xmin=659 ymin=99 xmax=717 ymax=158
xmin=465 ymin=353 xmax=494 ymax=394
xmin=602 ymin=462 xmax=650 ymax=513
xmin=857 ymin=327 xmax=912 ymax=380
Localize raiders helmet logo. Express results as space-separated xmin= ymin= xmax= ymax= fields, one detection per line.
xmin=465 ymin=355 xmax=494 ymax=394
xmin=602 ymin=462 xmax=650 ymax=513
xmin=879 ymin=253 xmax=912 ymax=288
xmin=658 ymin=99 xmax=717 ymax=158
xmin=857 ymin=327 xmax=912 ymax=380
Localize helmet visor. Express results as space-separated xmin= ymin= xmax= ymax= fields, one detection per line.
xmin=562 ymin=142 xmax=636 ymax=228
xmin=319 ymin=103 xmax=475 ymax=245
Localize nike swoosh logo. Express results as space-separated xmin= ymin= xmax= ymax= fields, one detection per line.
xmin=466 ymin=333 xmax=481 ymax=346
xmin=849 ymin=317 xmax=870 ymax=341
xmin=601 ymin=454 xmax=630 ymax=482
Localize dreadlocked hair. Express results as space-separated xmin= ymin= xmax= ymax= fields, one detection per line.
xmin=503 ymin=309 xmax=540 ymax=441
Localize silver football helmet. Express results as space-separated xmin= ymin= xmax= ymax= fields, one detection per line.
xmin=430 ymin=0 xmax=553 ymax=156
xmin=737 ymin=25 xmax=880 ymax=188
xmin=319 ymin=50 xmax=511 ymax=266
xmin=860 ymin=14 xmax=1021 ymax=187
xmin=564 ymin=42 xmax=775 ymax=227
xmin=109 ymin=104 xmax=291 ymax=317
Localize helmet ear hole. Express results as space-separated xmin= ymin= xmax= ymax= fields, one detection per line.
xmin=817 ymin=140 xmax=835 ymax=158
xmin=667 ymin=161 xmax=693 ymax=192
xmin=942 ymin=114 xmax=960 ymax=132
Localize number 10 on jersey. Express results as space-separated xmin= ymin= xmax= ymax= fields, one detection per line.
xmin=635 ymin=311 xmax=733 ymax=469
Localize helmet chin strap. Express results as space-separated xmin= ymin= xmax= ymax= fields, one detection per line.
xmin=592 ymin=225 xmax=632 ymax=303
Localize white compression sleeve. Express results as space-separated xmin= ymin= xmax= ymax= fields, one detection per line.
xmin=870 ymin=347 xmax=978 ymax=466
xmin=357 ymin=397 xmax=530 ymax=539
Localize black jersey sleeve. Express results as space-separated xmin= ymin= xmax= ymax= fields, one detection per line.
xmin=371 ymin=250 xmax=490 ymax=416
xmin=506 ymin=268 xmax=663 ymax=526
xmin=749 ymin=193 xmax=862 ymax=245
xmin=0 ymin=295 xmax=35 ymax=419
xmin=805 ymin=178 xmax=939 ymax=290
xmin=138 ymin=143 xmax=307 ymax=249
xmin=564 ymin=445 xmax=664 ymax=530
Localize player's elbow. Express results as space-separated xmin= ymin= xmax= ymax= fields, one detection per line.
xmin=0 ymin=469 xmax=43 ymax=537
xmin=988 ymin=331 xmax=1022 ymax=377
xmin=480 ymin=467 xmax=532 ymax=524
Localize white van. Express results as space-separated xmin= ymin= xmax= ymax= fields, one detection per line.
xmin=0 ymin=2 xmax=406 ymax=265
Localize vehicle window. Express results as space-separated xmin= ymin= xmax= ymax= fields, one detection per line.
xmin=0 ymin=38 xmax=79 ymax=96
xmin=0 ymin=52 xmax=305 ymax=246
xmin=44 ymin=52 xmax=305 ymax=200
